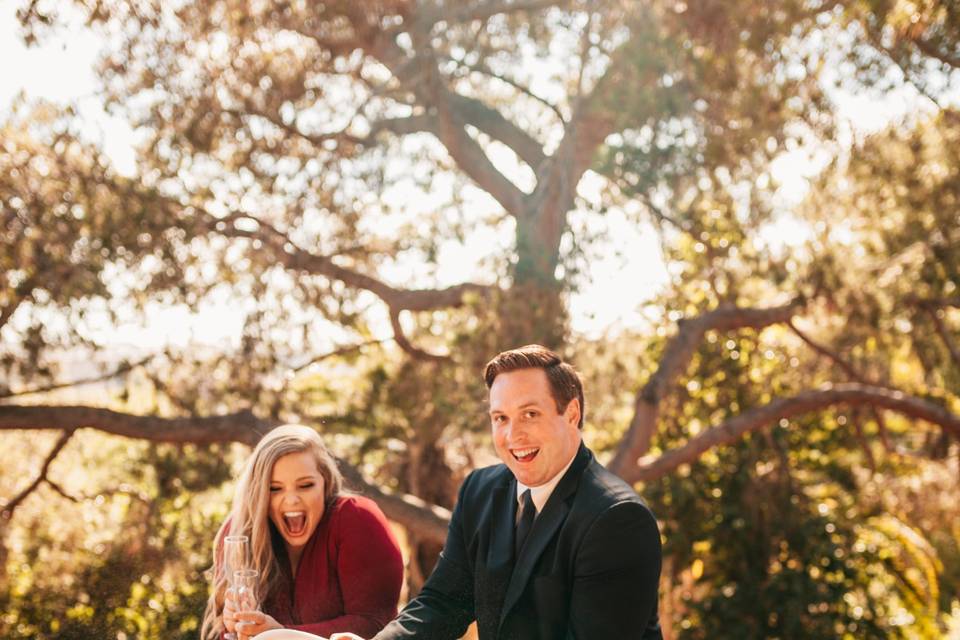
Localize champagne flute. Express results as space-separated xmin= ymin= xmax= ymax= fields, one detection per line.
xmin=234 ymin=568 xmax=260 ymax=640
xmin=234 ymin=568 xmax=260 ymax=611
xmin=223 ymin=535 xmax=250 ymax=640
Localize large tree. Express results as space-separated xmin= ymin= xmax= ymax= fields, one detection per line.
xmin=2 ymin=0 xmax=959 ymax=637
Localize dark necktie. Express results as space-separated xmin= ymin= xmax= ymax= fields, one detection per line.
xmin=515 ymin=489 xmax=536 ymax=558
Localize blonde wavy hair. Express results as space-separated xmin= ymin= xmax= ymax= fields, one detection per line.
xmin=200 ymin=424 xmax=344 ymax=640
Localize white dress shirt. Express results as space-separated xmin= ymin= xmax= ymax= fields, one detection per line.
xmin=515 ymin=446 xmax=579 ymax=514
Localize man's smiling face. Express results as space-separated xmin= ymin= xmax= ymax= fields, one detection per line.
xmin=489 ymin=367 xmax=581 ymax=487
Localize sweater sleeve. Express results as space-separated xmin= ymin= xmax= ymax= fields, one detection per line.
xmin=289 ymin=497 xmax=404 ymax=639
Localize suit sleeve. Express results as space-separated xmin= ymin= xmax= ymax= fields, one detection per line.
xmin=568 ymin=501 xmax=662 ymax=638
xmin=372 ymin=474 xmax=477 ymax=640
xmin=290 ymin=499 xmax=404 ymax=638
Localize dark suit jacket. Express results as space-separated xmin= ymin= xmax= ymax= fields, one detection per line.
xmin=373 ymin=443 xmax=662 ymax=639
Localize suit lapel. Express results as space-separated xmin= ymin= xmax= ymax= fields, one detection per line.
xmin=487 ymin=480 xmax=517 ymax=572
xmin=498 ymin=444 xmax=592 ymax=628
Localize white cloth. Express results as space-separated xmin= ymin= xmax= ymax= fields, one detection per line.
xmin=255 ymin=630 xmax=327 ymax=639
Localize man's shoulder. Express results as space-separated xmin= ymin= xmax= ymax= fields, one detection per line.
xmin=566 ymin=457 xmax=659 ymax=547
xmin=576 ymin=456 xmax=650 ymax=512
xmin=463 ymin=461 xmax=513 ymax=490
xmin=450 ymin=463 xmax=512 ymax=522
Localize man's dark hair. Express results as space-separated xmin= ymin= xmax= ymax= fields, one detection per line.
xmin=483 ymin=344 xmax=585 ymax=429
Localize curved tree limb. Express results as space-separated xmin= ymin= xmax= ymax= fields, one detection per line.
xmin=449 ymin=94 xmax=548 ymax=169
xmin=926 ymin=307 xmax=960 ymax=370
xmin=788 ymin=319 xmax=893 ymax=451
xmin=208 ymin=212 xmax=492 ymax=312
xmin=0 ymin=354 xmax=157 ymax=400
xmin=788 ymin=319 xmax=862 ymax=381
xmin=0 ymin=405 xmax=451 ymax=541
xmin=608 ymin=301 xmax=802 ymax=476
xmin=444 ymin=56 xmax=566 ymax=128
xmin=43 ymin=478 xmax=151 ymax=506
xmin=339 ymin=461 xmax=449 ymax=545
xmin=389 ymin=307 xmax=450 ymax=362
xmin=368 ymin=32 xmax=529 ymax=216
xmin=289 ymin=339 xmax=389 ymax=373
xmin=367 ymin=114 xmax=438 ymax=139
xmin=623 ymin=383 xmax=960 ymax=483
xmin=1 ymin=429 xmax=73 ymax=520
xmin=0 ymin=405 xmax=270 ymax=446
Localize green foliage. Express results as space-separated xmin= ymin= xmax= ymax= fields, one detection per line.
xmin=0 ymin=434 xmax=236 ymax=640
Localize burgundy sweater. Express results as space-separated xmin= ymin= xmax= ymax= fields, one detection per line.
xmin=225 ymin=495 xmax=404 ymax=639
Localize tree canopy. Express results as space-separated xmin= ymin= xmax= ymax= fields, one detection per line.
xmin=1 ymin=1 xmax=959 ymax=638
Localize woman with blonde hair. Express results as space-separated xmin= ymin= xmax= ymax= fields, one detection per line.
xmin=201 ymin=424 xmax=403 ymax=640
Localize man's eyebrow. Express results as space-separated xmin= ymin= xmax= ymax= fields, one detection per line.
xmin=489 ymin=400 xmax=543 ymax=412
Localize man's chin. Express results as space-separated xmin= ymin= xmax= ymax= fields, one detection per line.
xmin=510 ymin=466 xmax=546 ymax=487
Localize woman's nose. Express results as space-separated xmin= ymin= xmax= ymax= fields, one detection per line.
xmin=279 ymin=492 xmax=300 ymax=505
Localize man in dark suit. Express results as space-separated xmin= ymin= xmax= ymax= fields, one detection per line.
xmin=328 ymin=344 xmax=663 ymax=639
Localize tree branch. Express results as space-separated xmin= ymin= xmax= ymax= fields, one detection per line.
xmin=0 ymin=405 xmax=270 ymax=446
xmin=450 ymin=94 xmax=548 ymax=169
xmin=368 ymin=28 xmax=529 ymax=216
xmin=43 ymin=478 xmax=151 ymax=505
xmin=623 ymin=383 xmax=960 ymax=483
xmin=926 ymin=307 xmax=960 ymax=370
xmin=0 ymin=405 xmax=452 ymax=541
xmin=339 ymin=461 xmax=449 ymax=544
xmin=367 ymin=105 xmax=547 ymax=173
xmin=608 ymin=301 xmax=802 ymax=476
xmin=788 ymin=318 xmax=894 ymax=451
xmin=0 ymin=354 xmax=157 ymax=399
xmin=524 ymin=19 xmax=668 ymax=271
xmin=289 ymin=339 xmax=388 ymax=373
xmin=914 ymin=296 xmax=960 ymax=309
xmin=208 ymin=213 xmax=492 ymax=312
xmin=367 ymin=114 xmax=438 ymax=139
xmin=788 ymin=319 xmax=862 ymax=380
xmin=909 ymin=34 xmax=960 ymax=70
xmin=389 ymin=307 xmax=450 ymax=362
xmin=443 ymin=53 xmax=565 ymax=125
xmin=851 ymin=408 xmax=878 ymax=472
xmin=224 ymin=106 xmax=366 ymax=151
xmin=1 ymin=430 xmax=73 ymax=520
xmin=527 ymin=92 xmax=616 ymax=249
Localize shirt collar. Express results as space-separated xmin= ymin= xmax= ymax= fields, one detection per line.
xmin=516 ymin=447 xmax=578 ymax=513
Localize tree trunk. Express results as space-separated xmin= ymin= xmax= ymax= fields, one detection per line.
xmin=501 ymin=210 xmax=569 ymax=349
xmin=402 ymin=438 xmax=456 ymax=596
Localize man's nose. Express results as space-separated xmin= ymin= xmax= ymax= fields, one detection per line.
xmin=506 ymin=420 xmax=527 ymax=440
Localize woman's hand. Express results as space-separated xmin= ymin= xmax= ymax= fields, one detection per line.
xmin=234 ymin=610 xmax=283 ymax=640
xmin=222 ymin=587 xmax=239 ymax=633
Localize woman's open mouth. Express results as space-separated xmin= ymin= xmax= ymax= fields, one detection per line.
xmin=281 ymin=511 xmax=307 ymax=536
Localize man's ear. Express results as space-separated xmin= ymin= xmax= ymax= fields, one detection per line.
xmin=563 ymin=398 xmax=581 ymax=428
